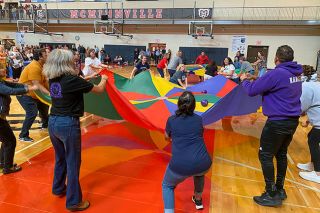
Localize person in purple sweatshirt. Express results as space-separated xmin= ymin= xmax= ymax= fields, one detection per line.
xmin=240 ymin=45 xmax=302 ymax=207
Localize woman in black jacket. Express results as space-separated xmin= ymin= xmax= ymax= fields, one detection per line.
xmin=0 ymin=64 xmax=38 ymax=174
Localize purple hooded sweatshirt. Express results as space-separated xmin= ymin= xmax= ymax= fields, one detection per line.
xmin=242 ymin=61 xmax=302 ymax=120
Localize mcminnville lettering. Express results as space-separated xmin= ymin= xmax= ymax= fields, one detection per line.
xmin=69 ymin=9 xmax=163 ymax=19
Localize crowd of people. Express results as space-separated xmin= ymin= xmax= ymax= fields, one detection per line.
xmin=0 ymin=3 xmax=43 ymax=20
xmin=0 ymin=43 xmax=319 ymax=212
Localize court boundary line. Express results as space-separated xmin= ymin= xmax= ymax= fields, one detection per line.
xmin=215 ymin=156 xmax=320 ymax=193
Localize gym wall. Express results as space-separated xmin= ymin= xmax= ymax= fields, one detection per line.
xmin=0 ymin=31 xmax=319 ymax=68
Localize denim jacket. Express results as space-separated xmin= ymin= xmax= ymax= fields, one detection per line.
xmin=0 ymin=80 xmax=27 ymax=116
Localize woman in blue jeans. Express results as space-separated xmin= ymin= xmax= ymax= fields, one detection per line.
xmin=162 ymin=91 xmax=212 ymax=212
xmin=43 ymin=49 xmax=108 ymax=211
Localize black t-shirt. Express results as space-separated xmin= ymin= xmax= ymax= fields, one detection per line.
xmin=49 ymin=75 xmax=94 ymax=117
xmin=134 ymin=62 xmax=150 ymax=76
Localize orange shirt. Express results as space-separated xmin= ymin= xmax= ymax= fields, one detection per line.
xmin=19 ymin=60 xmax=48 ymax=99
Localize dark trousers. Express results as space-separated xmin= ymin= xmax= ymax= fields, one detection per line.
xmin=308 ymin=128 xmax=320 ymax=172
xmin=157 ymin=67 xmax=165 ymax=78
xmin=259 ymin=118 xmax=298 ymax=192
xmin=168 ymin=69 xmax=176 ymax=78
xmin=0 ymin=118 xmax=16 ymax=169
xmin=12 ymin=67 xmax=22 ymax=79
xmin=49 ymin=115 xmax=82 ymax=207
xmin=17 ymin=95 xmax=49 ymax=138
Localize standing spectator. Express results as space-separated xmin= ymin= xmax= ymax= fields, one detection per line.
xmin=73 ymin=51 xmax=83 ymax=77
xmin=78 ymin=45 xmax=85 ymax=63
xmin=18 ymin=4 xmax=24 ymax=19
xmin=155 ymin=48 xmax=161 ymax=64
xmin=0 ymin=4 xmax=3 ymax=19
xmin=133 ymin=48 xmax=139 ymax=64
xmin=17 ymin=49 xmax=50 ymax=142
xmin=240 ymin=45 xmax=302 ymax=207
xmin=9 ymin=46 xmax=23 ymax=81
xmin=254 ymin=51 xmax=267 ymax=77
xmin=94 ymin=45 xmax=99 ymax=57
xmin=0 ymin=63 xmax=38 ymax=174
xmin=195 ymin=52 xmax=209 ymax=65
xmin=167 ymin=51 xmax=183 ymax=77
xmin=11 ymin=6 xmax=17 ymax=20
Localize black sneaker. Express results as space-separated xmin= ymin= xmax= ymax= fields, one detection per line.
xmin=277 ymin=189 xmax=287 ymax=200
xmin=253 ymin=191 xmax=282 ymax=207
xmin=19 ymin=137 xmax=34 ymax=142
xmin=3 ymin=164 xmax=22 ymax=175
xmin=192 ymin=196 xmax=204 ymax=210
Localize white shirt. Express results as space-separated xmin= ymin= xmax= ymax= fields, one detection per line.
xmin=221 ymin=64 xmax=237 ymax=79
xmin=82 ymin=57 xmax=101 ymax=76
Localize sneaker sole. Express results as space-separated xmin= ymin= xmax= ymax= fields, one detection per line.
xmin=299 ymin=174 xmax=320 ymax=184
xmin=253 ymin=198 xmax=282 ymax=207
xmin=297 ymin=164 xmax=313 ymax=172
xmin=192 ymin=197 xmax=204 ymax=210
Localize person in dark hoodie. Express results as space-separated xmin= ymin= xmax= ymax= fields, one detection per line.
xmin=0 ymin=63 xmax=38 ymax=174
xmin=240 ymin=45 xmax=302 ymax=207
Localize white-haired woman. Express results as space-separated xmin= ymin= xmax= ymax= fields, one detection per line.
xmin=43 ymin=49 xmax=108 ymax=211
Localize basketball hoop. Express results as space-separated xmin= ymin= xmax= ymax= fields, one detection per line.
xmin=22 ymin=26 xmax=29 ymax=32
xmin=100 ymin=26 xmax=107 ymax=34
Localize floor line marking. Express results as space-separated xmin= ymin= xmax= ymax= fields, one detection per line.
xmin=215 ymin=156 xmax=320 ymax=193
xmin=212 ymin=190 xmax=320 ymax=210
xmin=15 ymin=114 xmax=92 ymax=155
xmin=0 ymin=200 xmax=52 ymax=213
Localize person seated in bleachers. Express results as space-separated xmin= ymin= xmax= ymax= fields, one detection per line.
xmin=103 ymin=54 xmax=111 ymax=65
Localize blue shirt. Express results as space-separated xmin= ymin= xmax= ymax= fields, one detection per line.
xmin=166 ymin=114 xmax=212 ymax=176
xmin=134 ymin=62 xmax=150 ymax=76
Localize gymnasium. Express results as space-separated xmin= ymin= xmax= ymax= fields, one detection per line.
xmin=0 ymin=0 xmax=320 ymax=212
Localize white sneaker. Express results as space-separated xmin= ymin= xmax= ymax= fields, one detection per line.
xmin=299 ymin=171 xmax=320 ymax=184
xmin=297 ymin=162 xmax=314 ymax=172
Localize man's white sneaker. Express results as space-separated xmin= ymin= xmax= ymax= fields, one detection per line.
xmin=299 ymin=171 xmax=320 ymax=184
xmin=297 ymin=162 xmax=314 ymax=172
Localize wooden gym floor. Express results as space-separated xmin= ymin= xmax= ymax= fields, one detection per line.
xmin=0 ymin=66 xmax=319 ymax=213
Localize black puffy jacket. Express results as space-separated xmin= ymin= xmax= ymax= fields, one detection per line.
xmin=0 ymin=80 xmax=28 ymax=116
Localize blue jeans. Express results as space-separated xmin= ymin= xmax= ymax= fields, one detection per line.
xmin=17 ymin=95 xmax=49 ymax=138
xmin=157 ymin=67 xmax=165 ymax=78
xmin=48 ymin=115 xmax=82 ymax=208
xmin=258 ymin=68 xmax=267 ymax=78
xmin=162 ymin=166 xmax=205 ymax=213
xmin=168 ymin=69 xmax=176 ymax=77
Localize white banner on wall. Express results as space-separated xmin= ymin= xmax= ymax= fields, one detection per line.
xmin=15 ymin=32 xmax=25 ymax=46
xmin=231 ymin=35 xmax=247 ymax=54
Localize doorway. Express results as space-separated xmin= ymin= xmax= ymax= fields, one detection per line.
xmin=246 ymin=45 xmax=269 ymax=64
xmin=148 ymin=43 xmax=166 ymax=65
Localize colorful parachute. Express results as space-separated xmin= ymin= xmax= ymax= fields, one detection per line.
xmin=35 ymin=69 xmax=261 ymax=131
xmin=185 ymin=64 xmax=206 ymax=76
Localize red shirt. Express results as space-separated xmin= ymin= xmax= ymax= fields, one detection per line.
xmin=195 ymin=55 xmax=209 ymax=65
xmin=157 ymin=58 xmax=168 ymax=69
